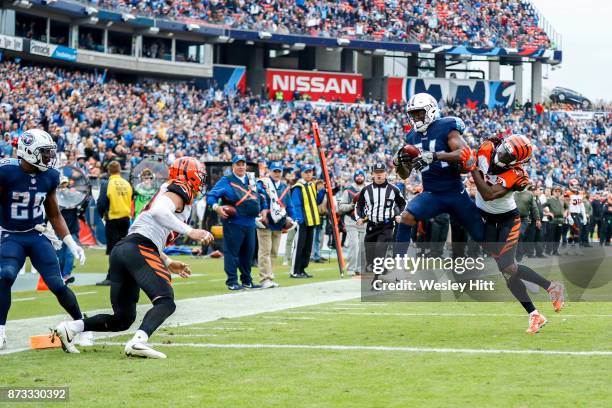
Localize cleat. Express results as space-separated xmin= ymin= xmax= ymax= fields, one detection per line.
xmin=0 ymin=335 xmax=6 ymax=350
xmin=261 ymin=280 xmax=279 ymax=289
xmin=547 ymin=281 xmax=566 ymax=313
xmin=54 ymin=322 xmax=80 ymax=353
xmin=124 ymin=341 xmax=166 ymax=359
xmin=526 ymin=311 xmax=548 ymax=334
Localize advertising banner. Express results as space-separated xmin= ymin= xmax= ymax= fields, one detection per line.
xmin=387 ymin=77 xmax=516 ymax=108
xmin=30 ymin=40 xmax=77 ymax=62
xmin=0 ymin=35 xmax=24 ymax=52
xmin=266 ymin=69 xmax=363 ymax=103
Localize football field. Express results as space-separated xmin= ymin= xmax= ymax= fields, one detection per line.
xmin=2 ymin=249 xmax=612 ymax=407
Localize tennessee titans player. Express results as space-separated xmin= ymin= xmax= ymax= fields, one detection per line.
xmin=393 ymin=93 xmax=484 ymax=244
xmin=0 ymin=129 xmax=86 ymax=351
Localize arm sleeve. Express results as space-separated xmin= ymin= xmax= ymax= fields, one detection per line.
xmin=96 ymin=181 xmax=109 ymax=218
xmin=149 ymin=194 xmax=193 ymax=235
xmin=206 ymin=178 xmax=226 ymax=207
xmin=291 ymin=187 xmax=303 ymax=222
xmin=394 ymin=186 xmax=406 ymax=210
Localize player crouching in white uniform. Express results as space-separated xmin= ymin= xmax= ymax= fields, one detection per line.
xmin=55 ymin=157 xmax=213 ymax=358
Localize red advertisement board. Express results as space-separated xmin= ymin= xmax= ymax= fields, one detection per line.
xmin=266 ymin=69 xmax=363 ymax=103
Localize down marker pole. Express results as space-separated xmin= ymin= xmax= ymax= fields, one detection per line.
xmin=312 ymin=121 xmax=346 ymax=278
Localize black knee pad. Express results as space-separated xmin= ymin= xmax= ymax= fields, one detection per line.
xmin=153 ymin=296 xmax=176 ymax=315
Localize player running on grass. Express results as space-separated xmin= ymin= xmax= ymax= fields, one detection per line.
xmin=393 ymin=93 xmax=483 ymax=244
xmin=55 ymin=157 xmax=214 ymax=358
xmin=471 ymin=134 xmax=565 ymax=334
xmin=0 ymin=129 xmax=87 ymax=351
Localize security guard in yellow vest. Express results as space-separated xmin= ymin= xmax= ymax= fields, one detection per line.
xmin=96 ymin=161 xmax=133 ymax=285
xmin=289 ymin=164 xmax=321 ymax=278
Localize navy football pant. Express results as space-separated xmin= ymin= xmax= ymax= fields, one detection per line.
xmin=404 ymin=190 xmax=485 ymax=242
xmin=0 ymin=231 xmax=82 ymax=325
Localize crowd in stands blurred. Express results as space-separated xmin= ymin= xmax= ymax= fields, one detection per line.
xmin=84 ymin=0 xmax=553 ymax=49
xmin=0 ymin=61 xmax=609 ymax=194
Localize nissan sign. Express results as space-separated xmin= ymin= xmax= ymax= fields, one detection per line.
xmin=266 ymin=69 xmax=362 ymax=103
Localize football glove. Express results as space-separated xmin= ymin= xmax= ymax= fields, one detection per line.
xmin=411 ymin=151 xmax=437 ymax=171
xmin=394 ymin=148 xmax=413 ymax=167
xmin=459 ymin=146 xmax=477 ymax=172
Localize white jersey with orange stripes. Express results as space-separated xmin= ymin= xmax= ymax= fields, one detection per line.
xmin=129 ymin=182 xmax=192 ymax=253
xmin=568 ymin=193 xmax=586 ymax=221
xmin=475 ymin=141 xmax=528 ymax=214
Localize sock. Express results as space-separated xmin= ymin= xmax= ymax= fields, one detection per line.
xmin=516 ymin=264 xmax=551 ymax=290
xmin=0 ymin=279 xmax=13 ymax=325
xmin=507 ymin=275 xmax=536 ymax=313
xmin=139 ymin=299 xmax=176 ymax=337
xmin=67 ymin=319 xmax=85 ymax=334
xmin=53 ymin=286 xmax=83 ymax=320
xmin=131 ymin=329 xmax=149 ymax=344
xmin=0 ymin=325 xmax=5 ymax=337
xmin=395 ymin=223 xmax=412 ymax=243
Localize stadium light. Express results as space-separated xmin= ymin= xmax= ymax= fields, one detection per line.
xmin=258 ymin=31 xmax=272 ymax=40
xmin=43 ymin=0 xmax=58 ymax=4
xmin=186 ymin=23 xmax=200 ymax=31
xmin=85 ymin=6 xmax=98 ymax=15
xmin=148 ymin=27 xmax=160 ymax=34
xmin=337 ymin=38 xmax=350 ymax=46
xmin=12 ymin=0 xmax=32 ymax=9
xmin=421 ymin=44 xmax=432 ymax=51
xmin=122 ymin=13 xmax=136 ymax=22
xmin=106 ymin=21 xmax=114 ymax=27
xmin=246 ymin=41 xmax=254 ymax=45
xmin=290 ymin=43 xmax=306 ymax=51
xmin=215 ymin=35 xmax=231 ymax=43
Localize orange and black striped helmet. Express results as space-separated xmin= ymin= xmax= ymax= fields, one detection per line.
xmin=169 ymin=157 xmax=206 ymax=194
xmin=494 ymin=134 xmax=532 ymax=168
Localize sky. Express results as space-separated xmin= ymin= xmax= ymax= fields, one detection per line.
xmin=530 ymin=0 xmax=612 ymax=102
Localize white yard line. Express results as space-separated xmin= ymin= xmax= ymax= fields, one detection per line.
xmin=283 ymin=311 xmax=612 ymax=318
xmin=96 ymin=341 xmax=612 ymax=357
xmin=157 ymin=334 xmax=218 ymax=337
xmin=73 ymin=291 xmax=97 ymax=296
xmin=13 ymin=297 xmax=36 ymax=302
xmin=1 ymin=279 xmax=360 ymax=355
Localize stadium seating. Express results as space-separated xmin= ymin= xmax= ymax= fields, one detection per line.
xmin=0 ymin=61 xmax=608 ymax=191
xmin=86 ymin=0 xmax=554 ymax=49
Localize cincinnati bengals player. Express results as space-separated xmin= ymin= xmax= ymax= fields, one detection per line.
xmin=55 ymin=157 xmax=213 ymax=358
xmin=566 ymin=178 xmax=587 ymax=253
xmin=471 ymin=134 xmax=565 ymax=334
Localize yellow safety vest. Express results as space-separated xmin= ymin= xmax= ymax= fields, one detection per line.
xmin=107 ymin=174 xmax=133 ymax=220
xmin=293 ymin=181 xmax=321 ymax=226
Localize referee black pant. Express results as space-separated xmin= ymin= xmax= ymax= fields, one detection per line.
xmin=291 ymin=223 xmax=315 ymax=276
xmin=104 ymin=216 xmax=130 ymax=280
xmin=365 ymin=222 xmax=394 ymax=274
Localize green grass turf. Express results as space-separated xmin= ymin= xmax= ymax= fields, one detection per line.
xmin=2 ymin=301 xmax=612 ymax=407
xmin=9 ymin=248 xmax=342 ymax=320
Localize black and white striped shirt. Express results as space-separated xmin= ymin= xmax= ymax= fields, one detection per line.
xmin=356 ymin=181 xmax=406 ymax=224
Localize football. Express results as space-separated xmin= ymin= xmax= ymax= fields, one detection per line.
xmin=221 ymin=205 xmax=237 ymax=218
xmin=401 ymin=144 xmax=420 ymax=159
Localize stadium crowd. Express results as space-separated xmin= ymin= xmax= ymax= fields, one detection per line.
xmin=0 ymin=61 xmax=608 ymax=192
xmin=84 ymin=0 xmax=553 ymax=49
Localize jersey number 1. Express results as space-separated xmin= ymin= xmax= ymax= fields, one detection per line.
xmin=11 ymin=192 xmax=46 ymax=220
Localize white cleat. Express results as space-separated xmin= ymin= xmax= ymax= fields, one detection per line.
xmin=124 ymin=341 xmax=166 ymax=359
xmin=261 ymin=280 xmax=279 ymax=289
xmin=74 ymin=331 xmax=94 ymax=347
xmin=54 ymin=322 xmax=80 ymax=354
xmin=0 ymin=335 xmax=7 ymax=350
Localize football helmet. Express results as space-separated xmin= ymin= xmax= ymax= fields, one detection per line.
xmin=568 ymin=178 xmax=579 ymax=192
xmin=17 ymin=129 xmax=57 ymax=172
xmin=169 ymin=157 xmax=206 ymax=195
xmin=406 ymin=93 xmax=439 ymax=132
xmin=493 ymin=134 xmax=532 ymax=168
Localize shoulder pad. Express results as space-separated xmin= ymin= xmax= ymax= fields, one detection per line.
xmin=167 ymin=181 xmax=193 ymax=204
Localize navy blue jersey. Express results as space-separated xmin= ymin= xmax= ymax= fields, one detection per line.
xmin=406 ymin=116 xmax=465 ymax=193
xmin=0 ymin=158 xmax=60 ymax=231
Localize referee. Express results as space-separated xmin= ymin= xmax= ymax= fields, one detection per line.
xmin=356 ymin=162 xmax=405 ymax=275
